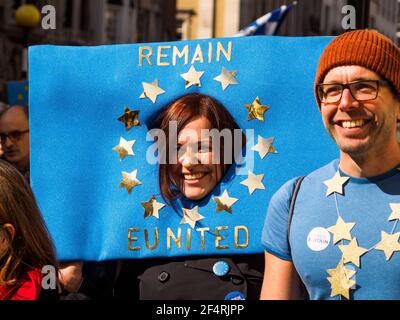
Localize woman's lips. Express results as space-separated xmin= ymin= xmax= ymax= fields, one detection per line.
xmin=182 ymin=172 xmax=209 ymax=184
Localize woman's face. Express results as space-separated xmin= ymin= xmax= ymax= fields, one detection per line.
xmin=171 ymin=116 xmax=221 ymax=200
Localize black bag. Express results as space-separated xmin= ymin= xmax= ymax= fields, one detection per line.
xmin=138 ymin=255 xmax=264 ymax=300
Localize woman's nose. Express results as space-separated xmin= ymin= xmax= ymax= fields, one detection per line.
xmin=179 ymin=147 xmax=199 ymax=167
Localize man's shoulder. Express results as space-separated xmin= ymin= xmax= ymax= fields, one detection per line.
xmin=305 ymin=159 xmax=339 ymax=181
xmin=275 ymin=159 xmax=338 ymax=196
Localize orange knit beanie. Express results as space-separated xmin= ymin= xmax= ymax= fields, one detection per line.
xmin=314 ymin=29 xmax=400 ymax=106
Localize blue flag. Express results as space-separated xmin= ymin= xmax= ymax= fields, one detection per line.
xmin=235 ymin=2 xmax=297 ymax=36
xmin=6 ymin=81 xmax=29 ymax=106
xmin=29 ymin=35 xmax=337 ymax=261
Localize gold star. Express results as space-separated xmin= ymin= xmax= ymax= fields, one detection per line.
xmin=245 ymin=97 xmax=269 ymax=122
xmin=374 ymin=231 xmax=400 ymax=260
xmin=326 ymin=260 xmax=356 ymax=299
xmin=240 ymin=171 xmax=265 ymax=195
xmin=214 ymin=67 xmax=238 ymax=90
xmin=327 ymin=217 xmax=355 ymax=244
xmin=338 ymin=238 xmax=368 ymax=268
xmin=112 ymin=137 xmax=135 ymax=161
xmin=117 ymin=107 xmax=140 ymax=131
xmin=323 ymin=171 xmax=349 ymax=196
xmin=139 ymin=79 xmax=165 ymax=103
xmin=119 ymin=170 xmax=141 ymax=194
xmin=180 ymin=206 xmax=205 ymax=229
xmin=141 ymin=195 xmax=165 ymax=219
xmin=251 ymin=135 xmax=277 ymax=159
xmin=180 ymin=66 xmax=204 ymax=89
xmin=388 ymin=203 xmax=400 ymax=221
xmin=213 ymin=190 xmax=238 ymax=213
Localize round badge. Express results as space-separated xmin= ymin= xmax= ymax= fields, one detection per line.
xmin=224 ymin=291 xmax=246 ymax=300
xmin=307 ymin=227 xmax=330 ymax=251
xmin=212 ymin=261 xmax=230 ymax=277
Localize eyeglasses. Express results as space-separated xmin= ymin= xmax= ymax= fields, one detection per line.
xmin=0 ymin=130 xmax=29 ymax=143
xmin=317 ymin=80 xmax=389 ymax=104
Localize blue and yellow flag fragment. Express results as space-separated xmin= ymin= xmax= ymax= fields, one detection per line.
xmin=29 ymin=36 xmax=337 ymax=261
xmin=6 ymin=81 xmax=29 ymax=106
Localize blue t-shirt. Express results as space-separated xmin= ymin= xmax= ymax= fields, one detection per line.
xmin=262 ymin=160 xmax=400 ymax=300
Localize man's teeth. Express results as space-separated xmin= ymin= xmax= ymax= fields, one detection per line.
xmin=184 ymin=172 xmax=206 ymax=180
xmin=341 ymin=119 xmax=366 ymax=128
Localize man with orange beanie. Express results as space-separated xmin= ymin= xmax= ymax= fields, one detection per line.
xmin=260 ymin=30 xmax=400 ymax=300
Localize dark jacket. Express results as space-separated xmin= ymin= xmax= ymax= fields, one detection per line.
xmin=114 ymin=254 xmax=264 ymax=300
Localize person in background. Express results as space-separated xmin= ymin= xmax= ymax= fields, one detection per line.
xmin=0 ymin=103 xmax=8 ymax=160
xmin=0 ymin=105 xmax=30 ymax=181
xmin=260 ymin=30 xmax=400 ymax=300
xmin=0 ymin=160 xmax=59 ymax=300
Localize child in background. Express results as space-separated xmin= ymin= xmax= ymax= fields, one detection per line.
xmin=0 ymin=160 xmax=58 ymax=300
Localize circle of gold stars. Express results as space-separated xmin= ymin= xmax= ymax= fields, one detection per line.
xmin=113 ymin=61 xmax=279 ymax=237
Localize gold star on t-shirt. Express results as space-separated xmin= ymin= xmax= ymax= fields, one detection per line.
xmin=214 ymin=67 xmax=238 ymax=90
xmin=374 ymin=231 xmax=400 ymax=261
xmin=240 ymin=171 xmax=265 ymax=195
xmin=388 ymin=203 xmax=400 ymax=221
xmin=323 ymin=171 xmax=349 ymax=196
xmin=245 ymin=97 xmax=269 ymax=122
xmin=112 ymin=137 xmax=135 ymax=161
xmin=180 ymin=206 xmax=205 ymax=229
xmin=139 ymin=79 xmax=165 ymax=103
xmin=180 ymin=66 xmax=204 ymax=89
xmin=251 ymin=135 xmax=277 ymax=159
xmin=327 ymin=216 xmax=355 ymax=244
xmin=326 ymin=260 xmax=356 ymax=299
xmin=141 ymin=195 xmax=165 ymax=219
xmin=117 ymin=107 xmax=140 ymax=131
xmin=119 ymin=170 xmax=141 ymax=194
xmin=338 ymin=238 xmax=368 ymax=268
xmin=214 ymin=190 xmax=238 ymax=214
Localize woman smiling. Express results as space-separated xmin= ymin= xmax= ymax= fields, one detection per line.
xmin=115 ymin=93 xmax=264 ymax=300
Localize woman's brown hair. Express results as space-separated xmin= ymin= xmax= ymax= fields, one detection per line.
xmin=155 ymin=93 xmax=244 ymax=202
xmin=0 ymin=160 xmax=57 ymax=287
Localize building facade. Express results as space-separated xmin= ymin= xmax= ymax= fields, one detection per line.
xmin=177 ymin=0 xmax=399 ymax=39
xmin=0 ymin=0 xmax=176 ymax=101
xmin=369 ymin=0 xmax=398 ymax=42
xmin=176 ymin=0 xmax=241 ymax=39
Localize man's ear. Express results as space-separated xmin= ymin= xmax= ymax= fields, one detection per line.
xmin=397 ymin=97 xmax=400 ymax=123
